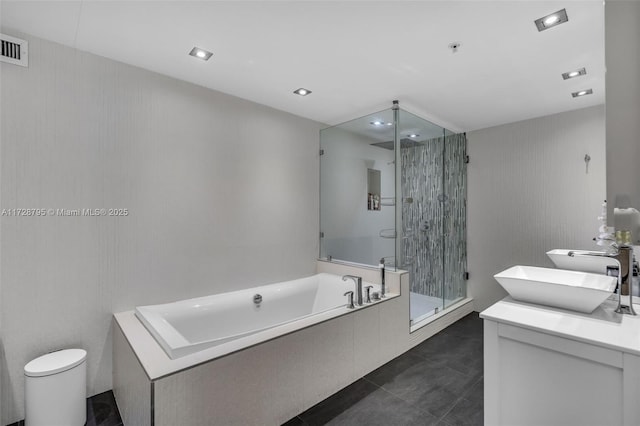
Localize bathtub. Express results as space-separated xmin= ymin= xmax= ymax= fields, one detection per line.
xmin=114 ymin=262 xmax=474 ymax=425
xmin=135 ymin=273 xmax=378 ymax=359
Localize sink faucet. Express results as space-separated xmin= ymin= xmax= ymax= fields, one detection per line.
xmin=342 ymin=275 xmax=363 ymax=306
xmin=569 ymin=245 xmax=636 ymax=315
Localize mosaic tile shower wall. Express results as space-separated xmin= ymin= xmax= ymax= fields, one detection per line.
xmin=401 ymin=133 xmax=467 ymax=302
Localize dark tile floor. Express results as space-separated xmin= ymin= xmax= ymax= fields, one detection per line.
xmin=8 ymin=314 xmax=482 ymax=426
xmin=283 ymin=312 xmax=484 ymax=426
xmin=7 ymin=390 xmax=123 ymax=426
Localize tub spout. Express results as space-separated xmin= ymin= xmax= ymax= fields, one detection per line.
xmin=342 ymin=275 xmax=363 ymax=306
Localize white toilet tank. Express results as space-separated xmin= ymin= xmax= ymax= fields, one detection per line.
xmin=24 ymin=349 xmax=87 ymax=426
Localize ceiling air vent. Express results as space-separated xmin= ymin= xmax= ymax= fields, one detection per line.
xmin=1 ymin=33 xmax=28 ymax=67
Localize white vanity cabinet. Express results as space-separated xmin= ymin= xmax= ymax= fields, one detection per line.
xmin=482 ymin=297 xmax=640 ymax=426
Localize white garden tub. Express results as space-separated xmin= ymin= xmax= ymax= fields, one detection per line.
xmin=135 ymin=273 xmax=377 ymax=359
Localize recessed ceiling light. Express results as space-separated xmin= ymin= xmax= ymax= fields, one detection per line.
xmin=409 ymin=134 xmax=419 ymax=138
xmin=189 ymin=47 xmax=213 ymax=61
xmin=572 ymin=89 xmax=593 ymax=98
xmin=562 ymin=67 xmax=587 ymax=80
xmin=370 ymin=120 xmax=384 ymax=126
xmin=386 ymin=122 xmax=393 ymax=126
xmin=535 ymin=9 xmax=569 ymax=32
xmin=293 ymin=88 xmax=312 ymax=96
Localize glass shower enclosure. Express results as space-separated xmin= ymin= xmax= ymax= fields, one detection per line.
xmin=399 ymin=109 xmax=467 ymax=324
xmin=319 ymin=104 xmax=467 ymax=325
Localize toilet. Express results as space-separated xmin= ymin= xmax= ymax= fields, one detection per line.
xmin=24 ymin=349 xmax=87 ymax=426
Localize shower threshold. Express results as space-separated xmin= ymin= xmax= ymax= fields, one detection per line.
xmin=410 ymin=292 xmax=464 ymax=326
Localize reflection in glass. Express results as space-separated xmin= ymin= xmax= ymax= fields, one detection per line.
xmin=367 ymin=168 xmax=381 ymax=211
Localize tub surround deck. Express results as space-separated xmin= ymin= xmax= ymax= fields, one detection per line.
xmin=114 ymin=289 xmax=400 ymax=380
xmin=113 ymin=261 xmax=473 ymax=425
xmin=482 ymin=296 xmax=640 ymax=425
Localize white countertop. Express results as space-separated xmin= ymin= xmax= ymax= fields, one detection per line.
xmin=480 ymin=296 xmax=640 ymax=356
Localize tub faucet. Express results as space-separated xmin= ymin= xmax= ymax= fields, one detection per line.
xmin=569 ymin=245 xmax=636 ymax=315
xmin=379 ymin=258 xmax=387 ymax=298
xmin=342 ymin=275 xmax=363 ymax=306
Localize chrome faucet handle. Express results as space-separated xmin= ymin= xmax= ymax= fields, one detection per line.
xmin=342 ymin=275 xmax=364 ymax=306
xmin=343 ymin=291 xmax=355 ymax=309
xmin=364 ymin=286 xmax=373 ymax=303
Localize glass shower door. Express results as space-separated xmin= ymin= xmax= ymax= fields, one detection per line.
xmin=399 ymin=109 xmax=446 ymax=324
xmin=400 ymin=109 xmax=467 ymax=325
xmin=443 ymin=131 xmax=467 ymax=308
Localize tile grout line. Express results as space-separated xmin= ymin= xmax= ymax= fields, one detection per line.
xmin=290 ymin=314 xmax=484 ymax=425
xmin=362 ymin=332 xmax=483 ymax=420
xmin=437 ymin=373 xmax=484 ymax=423
xmin=362 ymin=376 xmax=445 ymax=420
xmin=437 ymin=389 xmax=469 ymax=422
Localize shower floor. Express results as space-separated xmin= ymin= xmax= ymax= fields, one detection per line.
xmin=410 ymin=292 xmax=463 ymax=325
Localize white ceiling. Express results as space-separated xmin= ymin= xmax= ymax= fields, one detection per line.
xmin=0 ymin=1 xmax=605 ymax=132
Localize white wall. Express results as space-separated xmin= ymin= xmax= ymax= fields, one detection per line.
xmin=0 ymin=34 xmax=321 ymax=423
xmin=605 ymin=1 xmax=640 ymax=222
xmin=467 ymin=105 xmax=606 ymax=311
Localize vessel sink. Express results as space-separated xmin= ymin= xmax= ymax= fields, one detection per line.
xmin=547 ymin=249 xmax=615 ymax=274
xmin=494 ymin=265 xmax=617 ymax=313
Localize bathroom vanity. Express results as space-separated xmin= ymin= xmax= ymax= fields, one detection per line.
xmin=481 ymin=297 xmax=640 ymax=426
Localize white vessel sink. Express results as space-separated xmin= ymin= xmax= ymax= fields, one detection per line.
xmin=494 ymin=265 xmax=617 ymax=313
xmin=547 ymin=249 xmax=615 ymax=274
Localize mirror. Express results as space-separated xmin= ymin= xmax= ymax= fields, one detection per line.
xmin=605 ymin=1 xmax=640 ymax=242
